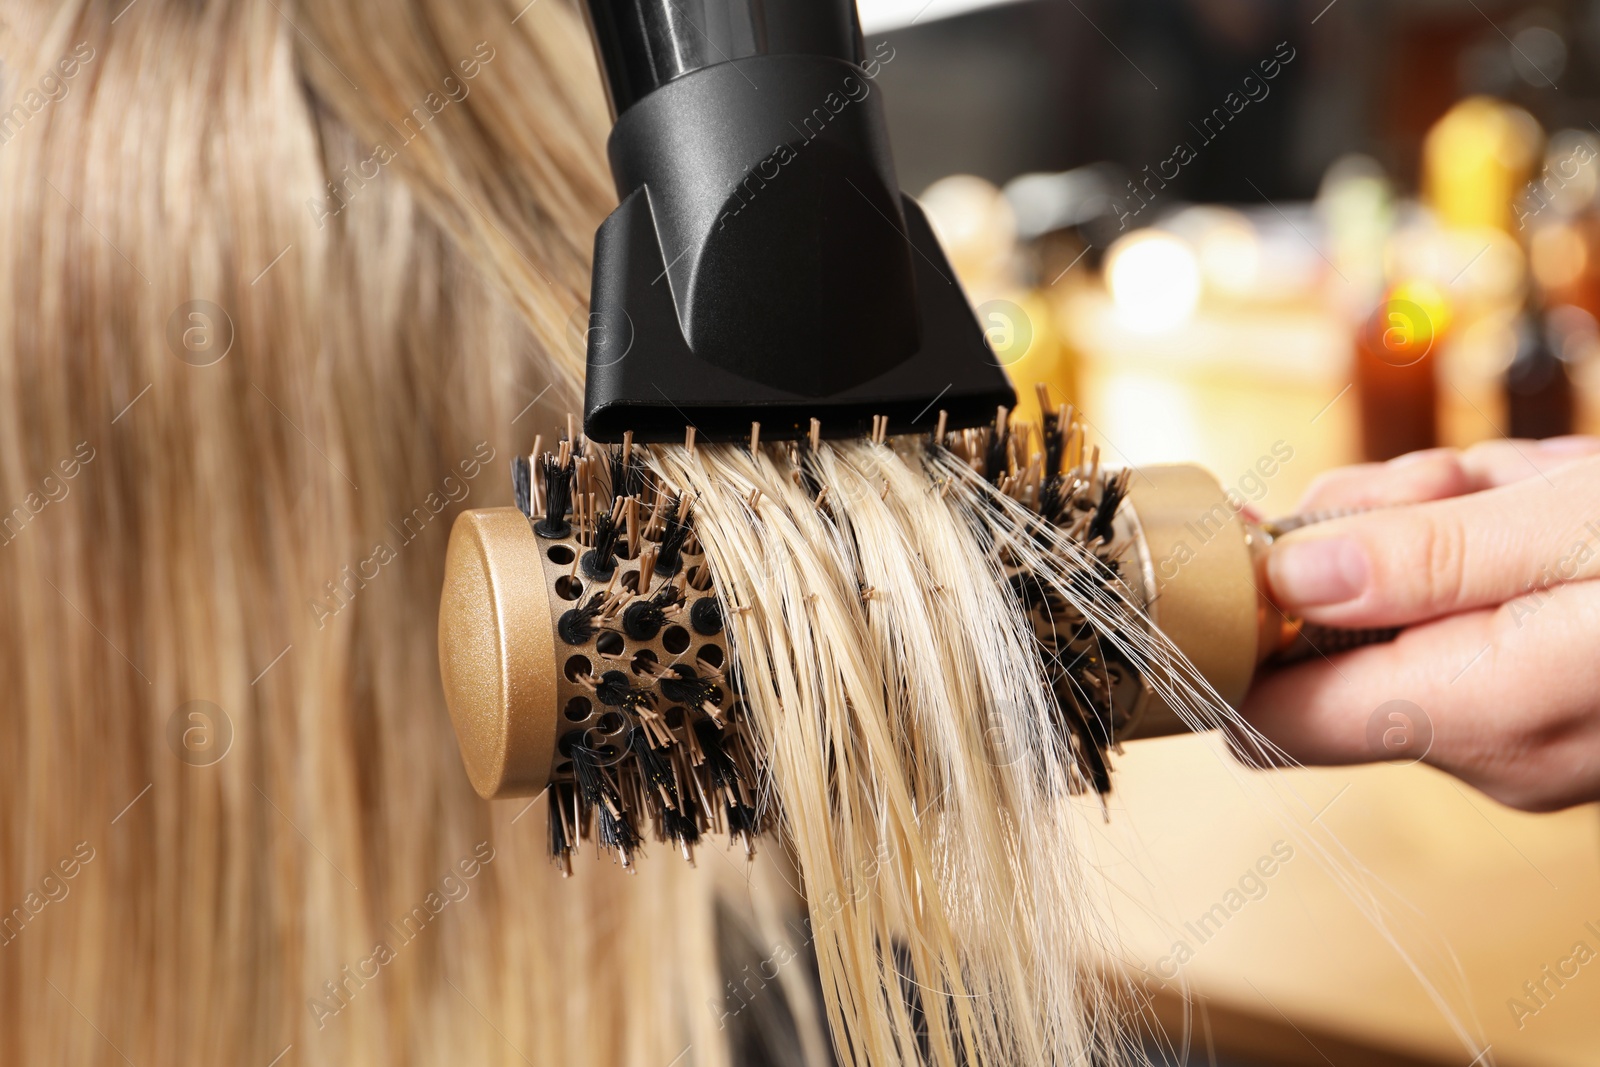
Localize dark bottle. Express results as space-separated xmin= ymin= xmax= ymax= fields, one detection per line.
xmin=1506 ymin=306 xmax=1576 ymax=439
xmin=1355 ymin=292 xmax=1440 ymax=461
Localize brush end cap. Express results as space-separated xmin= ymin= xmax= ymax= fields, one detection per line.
xmin=439 ymin=508 xmax=557 ymax=800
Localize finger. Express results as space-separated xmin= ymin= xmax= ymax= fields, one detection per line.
xmin=1296 ymin=437 xmax=1600 ymax=513
xmin=1237 ymin=612 xmax=1497 ymax=767
xmin=1296 ymin=450 xmax=1470 ymax=512
xmin=1238 ymin=588 xmax=1600 ymax=811
xmin=1267 ymin=454 xmax=1600 ymax=629
xmin=1459 ymin=436 xmax=1600 ymax=487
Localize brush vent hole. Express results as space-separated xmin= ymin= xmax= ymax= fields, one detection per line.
xmin=563 ymin=697 xmax=593 ymax=722
xmin=620 ymin=570 xmax=640 ymax=593
xmin=554 ymin=575 xmax=583 ymax=601
xmin=553 ymin=761 xmax=573 ymax=776
xmin=595 ymin=631 xmax=624 ymax=657
xmin=546 ymin=544 xmax=575 ymax=565
xmin=558 ymin=730 xmax=585 ymax=757
xmin=596 ymin=712 xmax=624 ymax=734
xmin=665 ymin=706 xmax=686 ymax=730
xmin=662 ymin=626 xmax=690 ymax=655
xmin=563 ymin=655 xmax=592 ymax=683
xmin=686 ymin=565 xmax=714 ymax=591
xmin=631 ymin=649 xmax=658 ymax=675
xmin=695 ymin=644 xmax=724 ymax=670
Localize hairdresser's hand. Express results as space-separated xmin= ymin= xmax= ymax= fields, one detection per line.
xmin=1240 ymin=437 xmax=1600 ymax=812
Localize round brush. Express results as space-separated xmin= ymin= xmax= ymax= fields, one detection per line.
xmin=438 ymin=395 xmax=1379 ymax=872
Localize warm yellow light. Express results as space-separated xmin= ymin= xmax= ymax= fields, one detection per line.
xmin=1366 ymin=279 xmax=1452 ymax=363
xmin=919 ymin=175 xmax=1016 ymax=290
xmin=1169 ymin=206 xmax=1261 ymax=297
xmin=1106 ymin=231 xmax=1201 ymax=334
xmin=1390 ymin=279 xmax=1452 ymax=336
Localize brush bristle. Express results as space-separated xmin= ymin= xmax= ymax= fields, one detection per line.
xmin=520 ymin=393 xmax=1139 ymax=868
xmin=521 ymin=432 xmax=764 ymax=869
xmin=936 ymin=391 xmax=1143 ymax=797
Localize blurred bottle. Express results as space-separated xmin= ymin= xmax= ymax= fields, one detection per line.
xmin=1523 ymin=130 xmax=1600 ymax=315
xmin=1508 ymin=130 xmax=1600 ymax=437
xmin=1545 ymin=304 xmax=1600 ymax=434
xmin=1319 ymin=155 xmax=1394 ymax=321
xmin=1423 ymin=97 xmax=1542 ymax=233
xmin=1505 ymin=302 xmax=1586 ymax=438
xmin=1355 ymin=281 xmax=1450 ymax=460
xmin=1392 ymin=98 xmax=1541 ymax=455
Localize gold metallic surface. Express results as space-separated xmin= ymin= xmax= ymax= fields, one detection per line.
xmin=1118 ymin=465 xmax=1263 ymax=738
xmin=439 ymin=508 xmax=558 ymax=799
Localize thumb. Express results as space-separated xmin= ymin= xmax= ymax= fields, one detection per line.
xmin=1266 ymin=455 xmax=1600 ymax=629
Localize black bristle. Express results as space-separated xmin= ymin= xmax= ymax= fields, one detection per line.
xmin=570 ymin=746 xmax=639 ymax=861
xmin=622 ymin=581 xmax=681 ymax=641
xmin=659 ymin=665 xmax=719 ymax=711
xmin=535 ymin=454 xmax=574 ymax=538
xmin=694 ymin=719 xmax=742 ymax=792
xmin=983 ymin=426 xmax=1009 ymax=484
xmin=726 ymin=802 xmax=761 ymax=838
xmin=557 ymin=593 xmax=606 ymax=646
xmin=1056 ymin=687 xmax=1114 ymax=794
xmin=690 ymin=597 xmax=723 ymax=636
xmin=570 ymin=746 xmax=608 ymax=806
xmin=622 ymin=599 xmax=666 ymax=641
xmin=654 ymin=496 xmax=692 ymax=576
xmin=628 ymin=728 xmax=681 ymax=810
xmin=1042 ymin=409 xmax=1065 ymax=478
xmin=582 ymin=510 xmax=622 ymax=579
xmin=1038 ymin=476 xmax=1069 ymax=525
xmin=512 ymin=455 xmax=533 ymax=517
xmin=595 ymin=669 xmax=654 ymax=712
xmin=599 ymin=806 xmax=641 ymax=856
xmin=609 ymin=444 xmax=644 ymax=502
xmin=1086 ymin=470 xmax=1129 ymax=544
xmin=662 ymin=804 xmax=703 ymax=849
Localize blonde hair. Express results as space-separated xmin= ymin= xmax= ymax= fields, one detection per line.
xmin=0 ymin=2 xmax=1495 ymax=1066
xmin=1 ymin=2 xmax=816 ymax=1065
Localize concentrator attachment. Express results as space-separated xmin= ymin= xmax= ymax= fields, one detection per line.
xmin=579 ymin=0 xmax=1016 ymax=442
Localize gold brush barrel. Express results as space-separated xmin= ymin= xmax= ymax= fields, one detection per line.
xmin=438 ymin=464 xmax=1321 ymax=805
xmin=1114 ymin=464 xmax=1291 ymax=740
xmin=441 ymin=505 xmax=736 ymax=796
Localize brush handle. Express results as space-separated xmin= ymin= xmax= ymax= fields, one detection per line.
xmin=584 ymin=0 xmax=861 ymax=116
xmin=1116 ymin=468 xmax=1402 ymax=739
xmin=1259 ymin=510 xmax=1402 ymax=666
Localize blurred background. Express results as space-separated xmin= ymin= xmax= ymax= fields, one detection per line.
xmin=858 ymin=1 xmax=1600 ymax=1064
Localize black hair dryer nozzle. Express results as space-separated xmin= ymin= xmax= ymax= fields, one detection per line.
xmin=580 ymin=0 xmax=1016 ymax=442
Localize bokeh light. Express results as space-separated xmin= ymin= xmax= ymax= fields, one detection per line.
xmin=1106 ymin=230 xmax=1202 ymax=334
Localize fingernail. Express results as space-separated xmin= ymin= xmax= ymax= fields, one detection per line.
xmin=1536 ymin=435 xmax=1600 ymax=456
xmin=1269 ymin=538 xmax=1370 ymax=608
